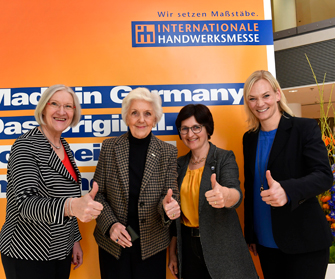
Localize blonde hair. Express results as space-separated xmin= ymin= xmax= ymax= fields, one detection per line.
xmin=122 ymin=87 xmax=163 ymax=126
xmin=34 ymin=84 xmax=81 ymax=127
xmin=243 ymin=70 xmax=293 ymax=131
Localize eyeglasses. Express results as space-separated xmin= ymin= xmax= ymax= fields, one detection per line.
xmin=47 ymin=101 xmax=76 ymax=111
xmin=179 ymin=125 xmax=203 ymax=135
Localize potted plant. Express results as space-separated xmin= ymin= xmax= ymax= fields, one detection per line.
xmin=306 ymin=55 xmax=335 ymax=277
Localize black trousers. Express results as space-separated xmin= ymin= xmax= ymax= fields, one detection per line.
xmin=98 ymin=239 xmax=166 ymax=279
xmin=257 ymin=244 xmax=329 ymax=279
xmin=181 ymin=224 xmax=212 ymax=279
xmin=1 ymin=252 xmax=72 ymax=279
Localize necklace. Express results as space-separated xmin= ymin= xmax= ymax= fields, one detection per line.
xmin=191 ymin=156 xmax=207 ymax=165
xmin=40 ymin=126 xmax=61 ymax=149
xmin=257 ymin=130 xmax=276 ymax=192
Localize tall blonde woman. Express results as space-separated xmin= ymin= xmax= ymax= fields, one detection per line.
xmin=243 ymin=70 xmax=333 ymax=279
xmin=0 ymin=84 xmax=103 ymax=279
xmin=93 ymin=87 xmax=180 ymax=279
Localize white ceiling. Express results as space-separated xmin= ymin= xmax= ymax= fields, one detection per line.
xmin=283 ymin=82 xmax=335 ymax=118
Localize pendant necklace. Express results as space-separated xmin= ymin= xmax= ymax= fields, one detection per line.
xmin=40 ymin=126 xmax=61 ymax=149
xmin=191 ymin=156 xmax=207 ymax=165
xmin=191 ymin=145 xmax=209 ymax=165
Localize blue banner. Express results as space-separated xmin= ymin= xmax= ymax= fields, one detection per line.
xmin=0 ymin=113 xmax=179 ymax=139
xmin=0 ymin=83 xmax=244 ymax=111
xmin=132 ymin=20 xmax=273 ymax=47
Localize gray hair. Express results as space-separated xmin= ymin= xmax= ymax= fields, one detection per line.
xmin=34 ymin=84 xmax=81 ymax=127
xmin=122 ymin=87 xmax=163 ymax=126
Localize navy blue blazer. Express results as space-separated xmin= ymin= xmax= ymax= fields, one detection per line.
xmin=243 ymin=113 xmax=333 ymax=254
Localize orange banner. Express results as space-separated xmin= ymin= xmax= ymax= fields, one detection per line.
xmin=0 ymin=0 xmax=274 ymax=278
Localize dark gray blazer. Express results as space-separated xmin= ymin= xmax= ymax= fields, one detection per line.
xmin=176 ymin=142 xmax=258 ymax=279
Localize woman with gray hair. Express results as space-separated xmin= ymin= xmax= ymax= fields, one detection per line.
xmin=0 ymin=84 xmax=103 ymax=279
xmin=93 ymin=87 xmax=180 ymax=279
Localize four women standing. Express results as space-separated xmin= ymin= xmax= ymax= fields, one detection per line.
xmin=1 ymin=78 xmax=331 ymax=278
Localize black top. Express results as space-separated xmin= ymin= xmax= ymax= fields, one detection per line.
xmin=128 ymin=131 xmax=151 ymax=235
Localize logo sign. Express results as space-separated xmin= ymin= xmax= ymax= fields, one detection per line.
xmin=132 ymin=20 xmax=273 ymax=47
xmin=135 ymin=24 xmax=156 ymax=44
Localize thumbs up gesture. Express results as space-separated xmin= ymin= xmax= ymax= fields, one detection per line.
xmin=205 ymin=173 xmax=230 ymax=208
xmin=163 ymin=189 xmax=180 ymax=220
xmin=260 ymin=170 xmax=288 ymax=207
xmin=70 ymin=181 xmax=104 ymax=223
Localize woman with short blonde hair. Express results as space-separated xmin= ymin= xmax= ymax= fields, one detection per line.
xmin=243 ymin=70 xmax=293 ymax=131
xmin=243 ymin=70 xmax=332 ymax=279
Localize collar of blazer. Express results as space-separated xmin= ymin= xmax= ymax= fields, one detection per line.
xmin=177 ymin=142 xmax=218 ymax=214
xmin=267 ymin=112 xmax=293 ymax=168
xmin=177 ymin=141 xmax=217 ymax=169
xmin=246 ymin=112 xmax=293 ymax=171
xmin=34 ymin=127 xmax=81 ymax=184
xmin=114 ymin=132 xmax=163 ymax=195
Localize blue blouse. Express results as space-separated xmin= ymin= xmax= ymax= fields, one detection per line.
xmin=253 ymin=129 xmax=278 ymax=248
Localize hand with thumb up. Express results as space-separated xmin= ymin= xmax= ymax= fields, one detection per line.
xmin=205 ymin=173 xmax=230 ymax=208
xmin=260 ymin=170 xmax=288 ymax=207
xmin=68 ymin=181 xmax=104 ymax=223
xmin=163 ymin=189 xmax=180 ymax=220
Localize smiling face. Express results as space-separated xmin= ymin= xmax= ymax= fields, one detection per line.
xmin=180 ymin=116 xmax=209 ymax=152
xmin=42 ymin=90 xmax=75 ymax=136
xmin=126 ymin=99 xmax=156 ymax=139
xmin=247 ymin=79 xmax=282 ymax=130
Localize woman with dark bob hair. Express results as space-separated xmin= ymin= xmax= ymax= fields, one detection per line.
xmin=168 ymin=104 xmax=258 ymax=279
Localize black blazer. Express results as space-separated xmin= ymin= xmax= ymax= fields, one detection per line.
xmin=243 ymin=113 xmax=333 ymax=254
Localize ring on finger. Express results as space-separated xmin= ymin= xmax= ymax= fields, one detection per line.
xmin=172 ymin=213 xmax=175 ymax=218
xmin=115 ymin=238 xmax=119 ymax=243
xmin=214 ymin=201 xmax=217 ymax=205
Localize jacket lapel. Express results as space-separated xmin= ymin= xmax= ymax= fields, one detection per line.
xmin=198 ymin=143 xmax=216 ymax=214
xmin=140 ymin=134 xmax=160 ymax=195
xmin=268 ymin=113 xmax=292 ymax=168
xmin=62 ymin=138 xmax=81 ymax=184
xmin=46 ymin=138 xmax=79 ymax=184
xmin=34 ymin=127 xmax=80 ymax=184
xmin=245 ymin=130 xmax=259 ymax=178
xmin=177 ymin=152 xmax=190 ymax=189
xmin=115 ymin=133 xmax=130 ymax=199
